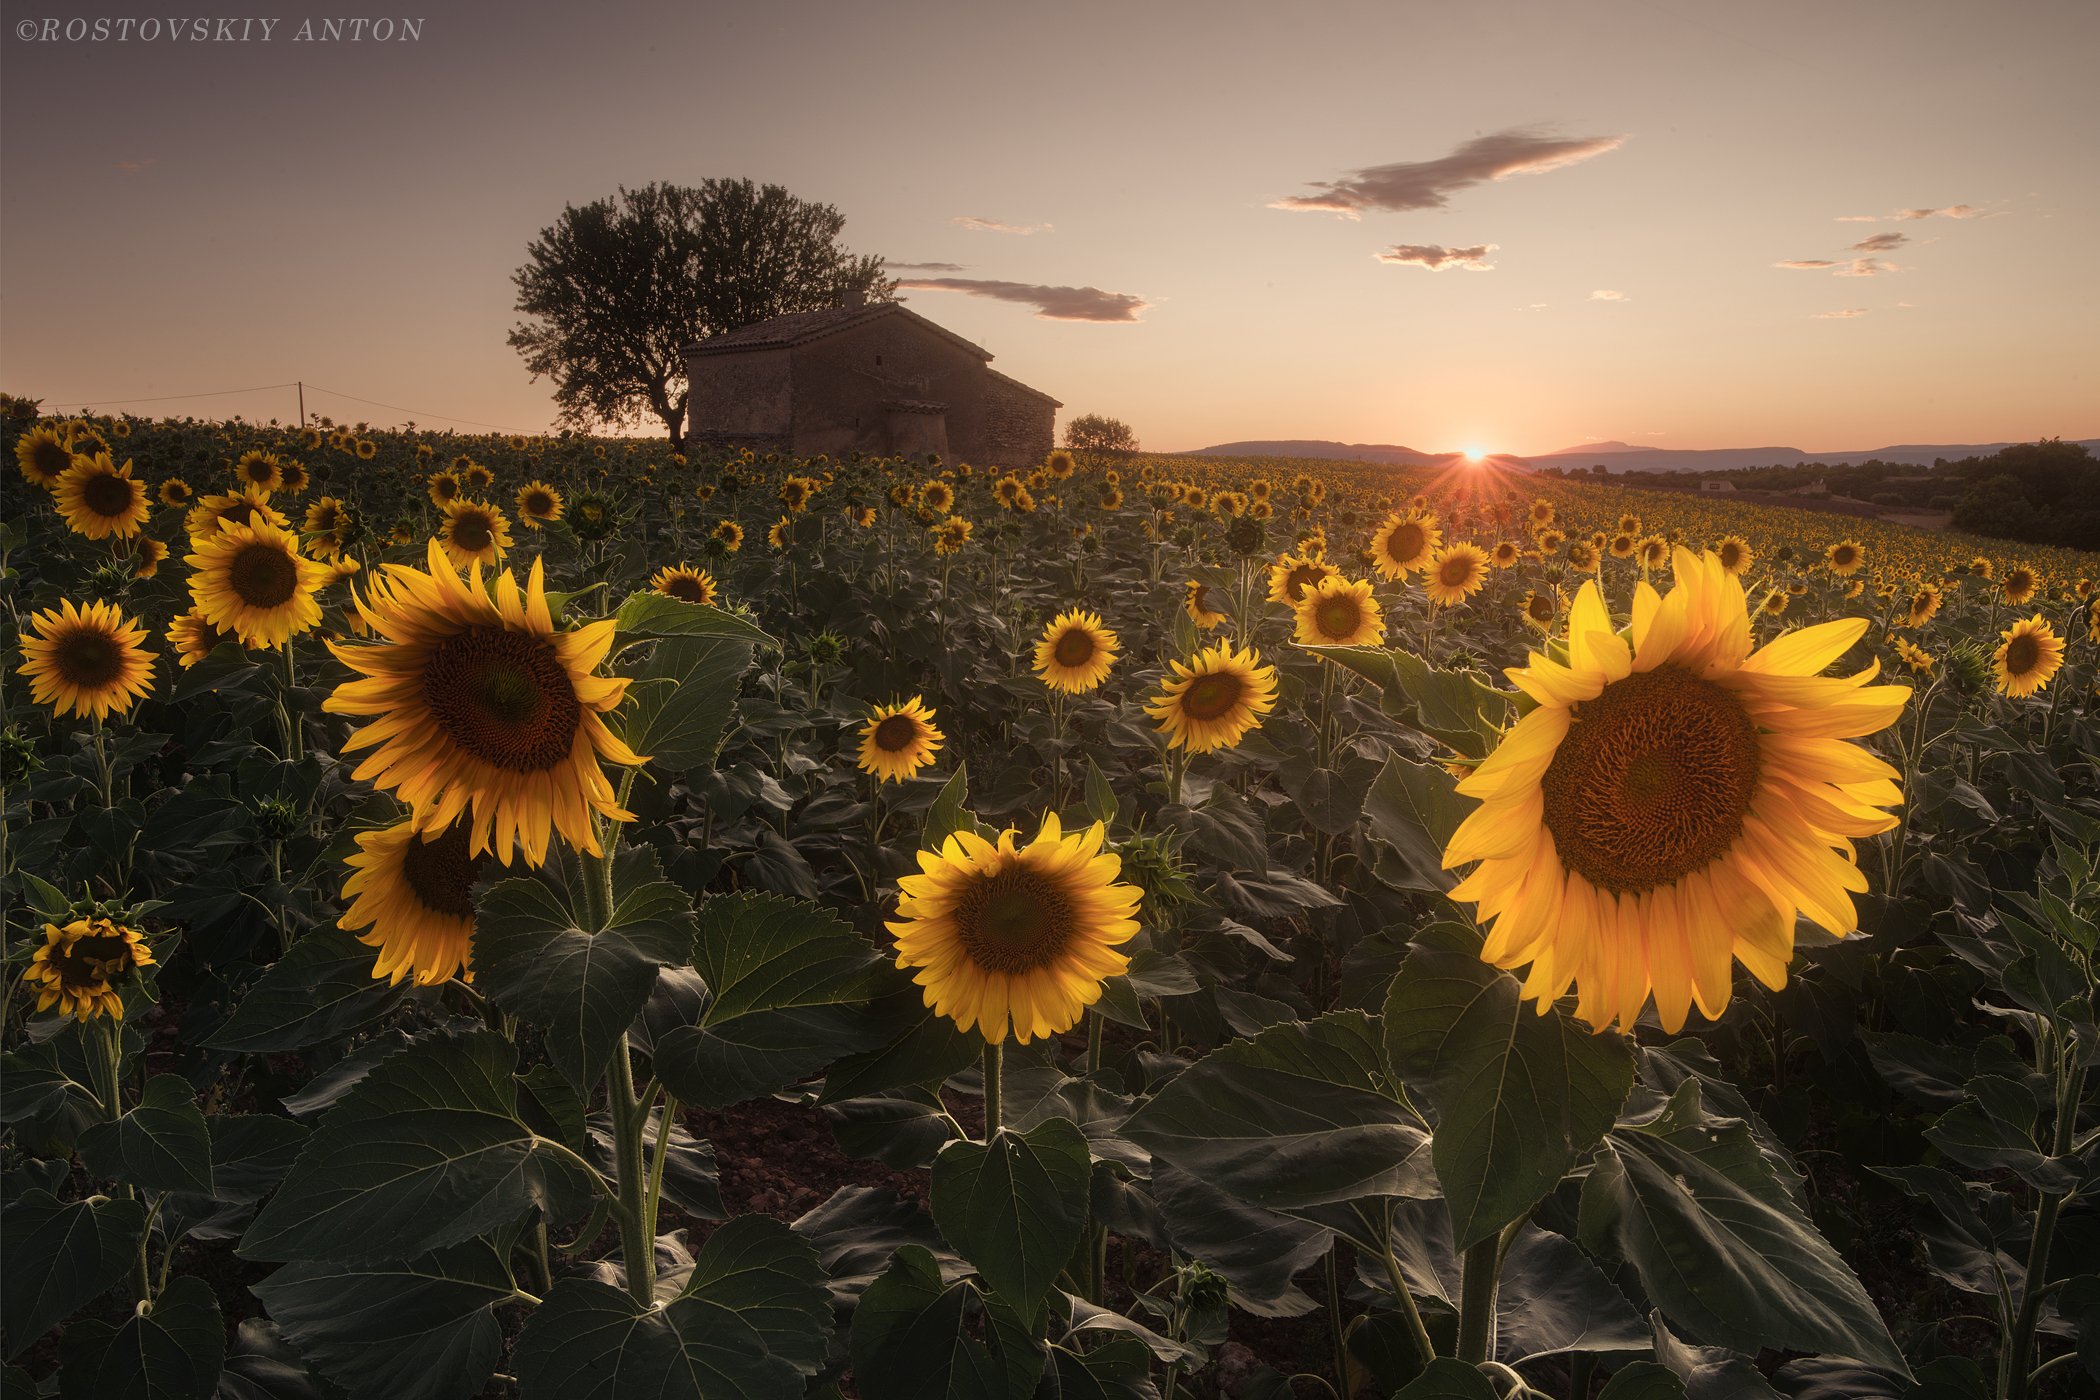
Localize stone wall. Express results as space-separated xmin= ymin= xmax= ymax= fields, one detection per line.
xmin=685 ymin=346 xmax=792 ymax=447
xmin=975 ymin=374 xmax=1056 ymax=468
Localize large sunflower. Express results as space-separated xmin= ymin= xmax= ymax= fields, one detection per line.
xmin=340 ymin=819 xmax=483 ymax=986
xmin=1905 ymin=583 xmax=1942 ymax=629
xmin=326 ymin=542 xmax=643 ymax=865
xmin=1825 ymin=540 xmax=1865 ymax=577
xmin=167 ymin=609 xmax=239 ymax=668
xmin=15 ymin=425 xmax=73 ymax=489
xmin=1186 ymin=580 xmax=1227 ymax=630
xmin=1715 ymin=536 xmax=1753 ymax=576
xmin=888 ymin=813 xmax=1141 ymax=1045
xmin=28 ymin=917 xmax=155 ymax=1022
xmin=1370 ymin=511 xmax=1442 ymax=581
xmin=186 ymin=485 xmax=287 ymax=541
xmin=1993 ymin=616 xmax=2064 ymax=698
xmin=233 ymin=450 xmax=286 ymax=492
xmin=1034 ymin=610 xmax=1119 ymax=694
xmin=54 ymin=453 xmax=151 ymax=540
xmin=1425 ymin=543 xmax=1491 ymax=606
xmin=515 ymin=480 xmax=563 ymax=528
xmin=437 ymin=500 xmax=513 ymax=570
xmin=651 ymin=564 xmax=718 ymax=606
xmin=17 ymin=600 xmax=157 ymax=720
xmin=1294 ymin=574 xmax=1385 ymax=646
xmin=187 ymin=519 xmax=333 ymax=648
xmin=1999 ymin=566 xmax=2040 ymax=606
xmin=1145 ymin=642 xmax=1279 ymax=754
xmin=1266 ymin=553 xmax=1338 ymax=606
xmin=1443 ymin=546 xmax=1908 ymax=1034
xmin=857 ymin=697 xmax=944 ymax=783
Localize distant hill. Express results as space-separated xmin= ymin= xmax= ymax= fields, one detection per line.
xmin=1525 ymin=440 xmax=2100 ymax=473
xmin=1182 ymin=440 xmax=1448 ymax=466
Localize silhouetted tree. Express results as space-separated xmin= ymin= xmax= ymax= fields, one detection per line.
xmin=1949 ymin=440 xmax=2099 ymax=549
xmin=1066 ymin=414 xmax=1139 ymax=453
xmin=510 ymin=180 xmax=891 ymax=447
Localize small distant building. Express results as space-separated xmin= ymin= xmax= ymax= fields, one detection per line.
xmin=682 ymin=299 xmax=1060 ymax=466
xmin=1701 ymin=478 xmax=1737 ymax=493
xmin=1788 ymin=479 xmax=1831 ymax=498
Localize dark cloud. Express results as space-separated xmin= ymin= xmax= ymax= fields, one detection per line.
xmin=1898 ymin=204 xmax=1978 ymax=220
xmin=1271 ymin=128 xmax=1623 ymax=217
xmin=952 ymin=216 xmax=1052 ymax=234
xmin=1849 ymin=232 xmax=1907 ymax=253
xmin=884 ymin=260 xmax=968 ymax=273
xmin=1374 ymin=242 xmax=1497 ymax=271
xmin=894 ymin=278 xmax=1148 ymax=323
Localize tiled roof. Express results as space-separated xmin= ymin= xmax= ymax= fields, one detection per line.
xmin=684 ymin=302 xmax=992 ymax=360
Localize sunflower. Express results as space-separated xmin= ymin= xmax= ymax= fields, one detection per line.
xmin=1490 ymin=540 xmax=1522 ymax=569
xmin=1825 ymin=540 xmax=1865 ymax=576
xmin=1609 ymin=532 xmax=1638 ymax=559
xmin=1618 ymin=514 xmax=1642 ymax=533
xmin=1370 ymin=511 xmax=1442 ymax=580
xmin=1186 ymin=580 xmax=1227 ymax=630
xmin=278 ymin=459 xmax=309 ymax=495
xmin=1637 ymin=535 xmax=1671 ymax=571
xmin=780 ymin=476 xmax=815 ymax=513
xmin=1294 ymin=574 xmax=1385 ymax=646
xmin=462 ymin=463 xmax=495 ymax=492
xmin=186 ymin=484 xmax=287 ymax=540
xmin=1425 ymin=543 xmax=1491 ymax=606
xmin=303 ymin=496 xmax=348 ymax=537
xmin=188 ymin=520 xmax=331 ymax=649
xmin=1045 ymin=449 xmax=1077 ymax=479
xmin=1267 ymin=553 xmax=1338 ymax=606
xmin=340 ymin=819 xmax=483 ymax=986
xmin=1145 ymin=642 xmax=1279 ymax=754
xmin=1993 ymin=616 xmax=2064 ymax=698
xmin=28 ymin=918 xmax=155 ymax=1022
xmin=1519 ymin=588 xmax=1562 ymax=633
xmin=327 ymin=541 xmax=643 ymax=865
xmin=300 ymin=427 xmax=324 ymax=452
xmin=437 ymin=500 xmax=513 ymax=570
xmin=159 ymin=477 xmax=194 ymax=507
xmin=1034 ymin=610 xmax=1120 ymax=694
xmin=1529 ymin=499 xmax=1556 ymax=528
xmin=1905 ymin=584 xmax=1942 ymax=629
xmin=234 ymin=450 xmax=286 ymax=492
xmin=768 ymin=516 xmax=793 ymax=550
xmin=1892 ymin=636 xmax=1935 ymax=674
xmin=1443 ymin=546 xmax=1908 ymax=1033
xmin=1534 ymin=528 xmax=1567 ymax=555
xmin=921 ymin=481 xmax=956 ymax=514
xmin=1566 ymin=541 xmax=1599 ymax=573
xmin=54 ymin=453 xmax=151 ymax=540
xmin=889 ymin=813 xmax=1141 ymax=1045
xmin=355 ymin=440 xmax=377 ymax=460
xmin=1761 ymin=590 xmax=1790 ymax=617
xmin=14 ymin=425 xmax=73 ymax=488
xmin=2000 ymin=566 xmax=2040 ymax=606
xmin=651 ymin=564 xmax=718 ymax=606
xmin=711 ymin=519 xmax=744 ymax=552
xmin=931 ymin=516 xmax=973 ymax=555
xmin=135 ymin=538 xmax=169 ymax=579
xmin=427 ymin=470 xmax=464 ymax=507
xmin=18 ymin=600 xmax=157 ymax=720
xmin=857 ymin=697 xmax=944 ymax=783
xmin=167 ymin=609 xmax=238 ymax=668
xmin=994 ymin=475 xmax=1030 ymax=509
xmin=849 ymin=505 xmax=877 ymax=528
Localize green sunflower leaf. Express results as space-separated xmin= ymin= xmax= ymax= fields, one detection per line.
xmin=57 ymin=1274 xmax=222 ymax=1400
xmin=0 ymin=1191 xmax=146 ymax=1362
xmin=79 ymin=1074 xmax=215 ymax=1198
xmin=473 ymin=845 xmax=698 ymax=1091
xmin=1383 ymin=946 xmax=1635 ymax=1250
xmin=849 ymin=1245 xmax=1045 ymax=1400
xmin=206 ymin=929 xmax=406 ymax=1053
xmin=239 ymin=1029 xmax=595 ymax=1264
xmin=930 ymin=1117 xmax=1092 ymax=1321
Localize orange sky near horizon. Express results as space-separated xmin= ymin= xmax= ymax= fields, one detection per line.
xmin=3 ymin=0 xmax=2094 ymax=457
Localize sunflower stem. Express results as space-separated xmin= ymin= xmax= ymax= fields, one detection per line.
xmin=280 ymin=641 xmax=303 ymax=763
xmin=981 ymin=1042 xmax=1003 ymax=1139
xmin=1375 ymin=1232 xmax=1439 ymax=1371
xmin=1457 ymin=1218 xmax=1523 ymax=1365
xmin=605 ymin=1035 xmax=656 ymax=1304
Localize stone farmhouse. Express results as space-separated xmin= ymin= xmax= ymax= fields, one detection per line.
xmin=682 ymin=298 xmax=1060 ymax=466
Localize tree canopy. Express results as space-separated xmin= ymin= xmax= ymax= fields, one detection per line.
xmin=1065 ymin=413 xmax=1139 ymax=453
xmin=509 ymin=180 xmax=890 ymax=447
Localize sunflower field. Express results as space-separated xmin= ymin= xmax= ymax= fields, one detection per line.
xmin=3 ymin=407 xmax=2097 ymax=1400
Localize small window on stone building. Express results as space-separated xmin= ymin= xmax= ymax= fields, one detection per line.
xmin=875 ymin=355 xmax=882 ymax=366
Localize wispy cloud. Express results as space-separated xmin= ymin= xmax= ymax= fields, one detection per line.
xmin=1812 ymin=308 xmax=1869 ymax=319
xmin=1589 ymin=289 xmax=1627 ymax=301
xmin=952 ymin=216 xmax=1052 ymax=235
xmin=884 ymin=260 xmax=968 ymax=274
xmin=894 ymin=278 xmax=1148 ymax=322
xmin=1849 ymin=231 xmax=1907 ymax=253
xmin=1775 ymin=257 xmax=1897 ymax=277
xmin=115 ymin=158 xmax=156 ymax=174
xmin=1271 ymin=128 xmax=1623 ymax=217
xmin=1374 ymin=242 xmax=1497 ymax=271
xmin=1898 ymin=204 xmax=1978 ymax=220
xmin=1835 ymin=214 xmax=1879 ymax=223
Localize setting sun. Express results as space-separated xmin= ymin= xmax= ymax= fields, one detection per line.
xmin=1463 ymin=445 xmax=1486 ymax=462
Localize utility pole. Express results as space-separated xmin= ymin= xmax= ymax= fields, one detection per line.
xmin=297 ymin=381 xmax=305 ymax=428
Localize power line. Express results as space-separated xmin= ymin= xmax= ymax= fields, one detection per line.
xmin=34 ymin=382 xmax=298 ymax=408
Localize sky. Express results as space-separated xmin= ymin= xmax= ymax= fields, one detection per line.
xmin=3 ymin=0 xmax=2095 ymax=456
